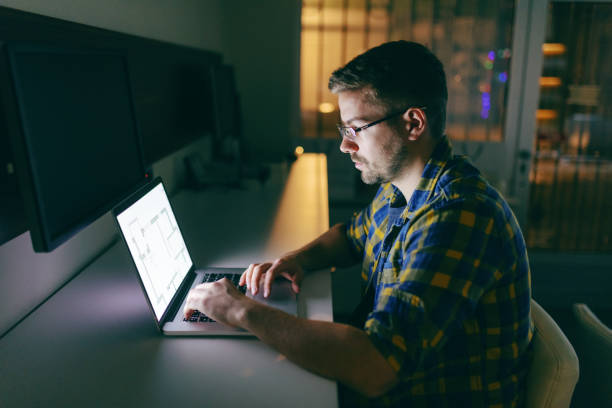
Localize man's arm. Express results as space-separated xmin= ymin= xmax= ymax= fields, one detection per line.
xmin=242 ymin=300 xmax=398 ymax=398
xmin=184 ymin=279 xmax=398 ymax=398
xmin=240 ymin=223 xmax=359 ymax=297
xmin=288 ymin=222 xmax=359 ymax=270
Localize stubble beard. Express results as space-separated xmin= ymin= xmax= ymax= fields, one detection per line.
xmin=358 ymin=137 xmax=407 ymax=185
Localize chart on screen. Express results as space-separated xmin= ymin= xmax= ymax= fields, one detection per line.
xmin=116 ymin=184 xmax=193 ymax=319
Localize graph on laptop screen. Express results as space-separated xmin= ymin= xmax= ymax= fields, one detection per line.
xmin=116 ymin=183 xmax=192 ymax=319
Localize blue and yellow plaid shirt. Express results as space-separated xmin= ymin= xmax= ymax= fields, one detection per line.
xmin=345 ymin=137 xmax=533 ymax=407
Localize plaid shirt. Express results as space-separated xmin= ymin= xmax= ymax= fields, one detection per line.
xmin=345 ymin=137 xmax=533 ymax=407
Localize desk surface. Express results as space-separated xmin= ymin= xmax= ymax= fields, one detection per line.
xmin=0 ymin=154 xmax=338 ymax=408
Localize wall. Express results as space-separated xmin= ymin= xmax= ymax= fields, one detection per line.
xmin=0 ymin=0 xmax=303 ymax=162
xmin=220 ymin=0 xmax=302 ymax=162
xmin=0 ymin=0 xmax=303 ymax=337
xmin=0 ymin=0 xmax=227 ymax=336
xmin=0 ymin=0 xmax=227 ymax=53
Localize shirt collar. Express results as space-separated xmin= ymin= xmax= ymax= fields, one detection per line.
xmin=388 ymin=136 xmax=453 ymax=219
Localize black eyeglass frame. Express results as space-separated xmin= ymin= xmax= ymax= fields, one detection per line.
xmin=336 ymin=106 xmax=426 ymax=141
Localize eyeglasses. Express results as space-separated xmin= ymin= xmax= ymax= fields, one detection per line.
xmin=336 ymin=106 xmax=426 ymax=141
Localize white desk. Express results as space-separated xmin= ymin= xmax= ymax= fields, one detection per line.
xmin=0 ymin=154 xmax=338 ymax=408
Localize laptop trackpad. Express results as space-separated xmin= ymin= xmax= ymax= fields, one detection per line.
xmin=247 ymin=279 xmax=298 ymax=316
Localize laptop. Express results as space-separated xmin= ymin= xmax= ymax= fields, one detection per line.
xmin=113 ymin=177 xmax=298 ymax=336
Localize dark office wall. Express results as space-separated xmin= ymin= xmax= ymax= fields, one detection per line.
xmin=0 ymin=5 xmax=226 ymax=247
xmin=0 ymin=0 xmax=229 ymax=52
xmin=0 ymin=0 xmax=304 ymax=338
xmin=0 ymin=0 xmax=304 ymax=163
xmin=0 ymin=0 xmax=230 ymax=337
xmin=220 ymin=0 xmax=302 ymax=162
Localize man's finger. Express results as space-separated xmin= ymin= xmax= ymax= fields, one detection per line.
xmin=240 ymin=264 xmax=255 ymax=287
xmin=280 ymin=270 xmax=302 ymax=293
xmin=183 ymin=306 xmax=195 ymax=319
xmin=263 ymin=260 xmax=282 ymax=298
xmin=281 ymin=272 xmax=302 ymax=293
xmin=250 ymin=263 xmax=266 ymax=295
xmin=183 ymin=292 xmax=194 ymax=318
xmin=291 ymin=281 xmax=300 ymax=294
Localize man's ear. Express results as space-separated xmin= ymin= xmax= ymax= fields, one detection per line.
xmin=402 ymin=107 xmax=426 ymax=140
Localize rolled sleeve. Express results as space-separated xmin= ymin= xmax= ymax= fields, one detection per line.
xmin=365 ymin=288 xmax=428 ymax=373
xmin=364 ymin=198 xmax=500 ymax=377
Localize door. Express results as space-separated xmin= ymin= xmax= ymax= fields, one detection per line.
xmin=507 ymin=0 xmax=612 ymax=250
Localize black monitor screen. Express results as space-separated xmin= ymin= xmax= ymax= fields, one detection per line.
xmin=211 ymin=64 xmax=238 ymax=140
xmin=3 ymin=44 xmax=146 ymax=251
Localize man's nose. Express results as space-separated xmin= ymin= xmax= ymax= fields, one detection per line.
xmin=340 ymin=137 xmax=358 ymax=154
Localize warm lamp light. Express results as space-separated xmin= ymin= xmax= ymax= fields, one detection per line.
xmin=542 ymin=43 xmax=566 ymax=56
xmin=318 ymin=102 xmax=335 ymax=113
xmin=540 ymin=77 xmax=562 ymax=87
xmin=536 ymin=109 xmax=558 ymax=120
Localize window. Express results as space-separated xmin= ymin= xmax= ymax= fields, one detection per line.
xmin=300 ymin=0 xmax=515 ymax=143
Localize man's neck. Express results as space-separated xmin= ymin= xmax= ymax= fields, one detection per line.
xmin=391 ymin=139 xmax=437 ymax=204
xmin=391 ymin=162 xmax=426 ymax=205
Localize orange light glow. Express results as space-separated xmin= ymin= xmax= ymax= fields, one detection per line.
xmin=294 ymin=146 xmax=304 ymax=156
xmin=540 ymin=77 xmax=562 ymax=87
xmin=318 ymin=102 xmax=335 ymax=113
xmin=542 ymin=43 xmax=566 ymax=56
xmin=264 ymin=154 xmax=329 ymax=258
xmin=536 ymin=109 xmax=558 ymax=120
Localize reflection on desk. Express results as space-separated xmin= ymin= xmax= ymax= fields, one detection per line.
xmin=0 ymin=154 xmax=337 ymax=408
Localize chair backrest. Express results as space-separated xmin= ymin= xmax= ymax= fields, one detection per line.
xmin=570 ymin=303 xmax=612 ymax=407
xmin=526 ymin=300 xmax=579 ymax=408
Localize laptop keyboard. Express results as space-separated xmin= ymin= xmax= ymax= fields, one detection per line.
xmin=183 ymin=273 xmax=247 ymax=323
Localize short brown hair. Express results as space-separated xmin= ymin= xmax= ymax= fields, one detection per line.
xmin=329 ymin=41 xmax=448 ymax=138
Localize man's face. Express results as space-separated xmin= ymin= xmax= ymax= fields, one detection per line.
xmin=337 ymin=90 xmax=407 ymax=185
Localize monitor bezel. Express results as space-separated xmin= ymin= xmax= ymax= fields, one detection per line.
xmin=0 ymin=42 xmax=148 ymax=252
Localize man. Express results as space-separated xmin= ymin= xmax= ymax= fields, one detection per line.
xmin=184 ymin=41 xmax=533 ymax=407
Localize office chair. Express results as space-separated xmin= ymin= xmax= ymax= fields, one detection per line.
xmin=570 ymin=303 xmax=612 ymax=407
xmin=526 ymin=300 xmax=579 ymax=408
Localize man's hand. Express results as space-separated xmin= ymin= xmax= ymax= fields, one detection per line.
xmin=183 ymin=272 xmax=398 ymax=398
xmin=183 ymin=278 xmax=253 ymax=327
xmin=239 ymin=256 xmax=304 ymax=298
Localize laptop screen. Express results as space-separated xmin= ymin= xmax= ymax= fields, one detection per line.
xmin=116 ymin=182 xmax=193 ymax=320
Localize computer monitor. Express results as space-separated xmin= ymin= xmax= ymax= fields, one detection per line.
xmin=0 ymin=43 xmax=148 ymax=252
xmin=210 ymin=64 xmax=241 ymax=160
